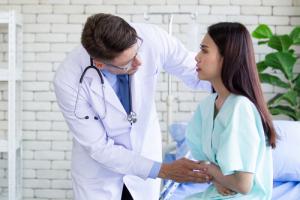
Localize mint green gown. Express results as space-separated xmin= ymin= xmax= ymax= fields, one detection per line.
xmin=185 ymin=93 xmax=272 ymax=200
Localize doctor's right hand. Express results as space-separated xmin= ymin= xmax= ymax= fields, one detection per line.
xmin=158 ymin=158 xmax=212 ymax=183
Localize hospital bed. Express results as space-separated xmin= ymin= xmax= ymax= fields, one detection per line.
xmin=161 ymin=120 xmax=300 ymax=200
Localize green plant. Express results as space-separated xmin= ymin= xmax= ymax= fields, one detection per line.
xmin=252 ymin=24 xmax=300 ymax=120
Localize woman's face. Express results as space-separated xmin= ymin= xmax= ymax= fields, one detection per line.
xmin=195 ymin=33 xmax=223 ymax=82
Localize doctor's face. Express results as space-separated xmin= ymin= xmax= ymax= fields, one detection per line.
xmin=94 ymin=40 xmax=142 ymax=75
xmin=195 ymin=33 xmax=223 ymax=82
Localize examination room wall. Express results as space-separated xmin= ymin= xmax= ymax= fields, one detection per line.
xmin=0 ymin=0 xmax=300 ymax=199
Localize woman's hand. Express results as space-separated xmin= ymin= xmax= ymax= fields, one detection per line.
xmin=213 ymin=181 xmax=237 ymax=196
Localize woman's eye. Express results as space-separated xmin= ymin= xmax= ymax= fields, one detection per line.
xmin=201 ymin=49 xmax=207 ymax=53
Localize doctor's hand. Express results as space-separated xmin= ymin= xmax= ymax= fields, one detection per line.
xmin=158 ymin=158 xmax=212 ymax=183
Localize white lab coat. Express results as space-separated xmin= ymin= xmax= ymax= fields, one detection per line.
xmin=53 ymin=23 xmax=211 ymax=200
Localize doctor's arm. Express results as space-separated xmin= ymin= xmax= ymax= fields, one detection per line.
xmin=54 ymin=71 xmax=210 ymax=183
xmin=158 ymin=158 xmax=211 ymax=183
xmin=154 ymin=25 xmax=211 ymax=92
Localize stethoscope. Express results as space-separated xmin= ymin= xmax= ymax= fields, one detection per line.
xmin=74 ymin=57 xmax=137 ymax=124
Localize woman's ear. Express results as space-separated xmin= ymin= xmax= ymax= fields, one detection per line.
xmin=218 ymin=56 xmax=223 ymax=69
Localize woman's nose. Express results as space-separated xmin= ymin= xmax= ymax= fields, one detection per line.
xmin=195 ymin=54 xmax=200 ymax=63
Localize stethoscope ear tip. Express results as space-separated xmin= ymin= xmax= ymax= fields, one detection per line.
xmin=84 ymin=116 xmax=89 ymax=119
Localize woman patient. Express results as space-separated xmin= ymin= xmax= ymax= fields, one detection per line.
xmin=185 ymin=22 xmax=276 ymax=199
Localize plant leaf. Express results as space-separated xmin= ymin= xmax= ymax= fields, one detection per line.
xmin=290 ymin=26 xmax=300 ymax=45
xmin=264 ymin=52 xmax=296 ymax=80
xmin=297 ymin=111 xmax=300 ymax=121
xmin=288 ymin=49 xmax=295 ymax=54
xmin=268 ymin=91 xmax=298 ymax=106
xmin=268 ymin=105 xmax=297 ymax=120
xmin=258 ymin=40 xmax=269 ymax=45
xmin=257 ymin=61 xmax=268 ymax=72
xmin=293 ymin=74 xmax=300 ymax=92
xmin=268 ymin=35 xmax=293 ymax=51
xmin=252 ymin=24 xmax=273 ymax=39
xmin=259 ymin=73 xmax=290 ymax=88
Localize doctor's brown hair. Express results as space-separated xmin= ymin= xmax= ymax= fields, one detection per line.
xmin=208 ymin=22 xmax=276 ymax=148
xmin=81 ymin=13 xmax=138 ymax=61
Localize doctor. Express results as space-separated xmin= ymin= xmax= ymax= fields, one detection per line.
xmin=54 ymin=13 xmax=211 ymax=200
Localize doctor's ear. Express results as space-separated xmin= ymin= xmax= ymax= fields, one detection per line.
xmin=94 ymin=61 xmax=105 ymax=69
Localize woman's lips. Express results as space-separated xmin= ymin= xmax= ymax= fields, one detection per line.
xmin=196 ymin=67 xmax=201 ymax=72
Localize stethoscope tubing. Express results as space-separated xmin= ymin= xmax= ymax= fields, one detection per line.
xmin=74 ymin=57 xmax=137 ymax=124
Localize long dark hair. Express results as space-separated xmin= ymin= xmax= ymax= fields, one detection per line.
xmin=208 ymin=22 xmax=276 ymax=148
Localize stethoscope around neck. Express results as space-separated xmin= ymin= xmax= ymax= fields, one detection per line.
xmin=74 ymin=57 xmax=137 ymax=124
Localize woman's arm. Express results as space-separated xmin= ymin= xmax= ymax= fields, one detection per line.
xmin=213 ymin=180 xmax=236 ymax=196
xmin=206 ymin=163 xmax=254 ymax=195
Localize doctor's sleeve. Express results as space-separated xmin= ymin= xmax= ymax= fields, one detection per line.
xmin=185 ymin=105 xmax=207 ymax=161
xmin=153 ymin=25 xmax=211 ymax=92
xmin=53 ymin=67 xmax=154 ymax=179
xmin=216 ymin=99 xmax=261 ymax=176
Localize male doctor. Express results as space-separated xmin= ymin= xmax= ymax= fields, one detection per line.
xmin=54 ymin=13 xmax=211 ymax=200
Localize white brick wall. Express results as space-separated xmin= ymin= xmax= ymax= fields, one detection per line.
xmin=0 ymin=0 xmax=299 ymax=199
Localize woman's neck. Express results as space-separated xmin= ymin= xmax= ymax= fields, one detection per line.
xmin=212 ymin=78 xmax=230 ymax=109
xmin=212 ymin=78 xmax=230 ymax=96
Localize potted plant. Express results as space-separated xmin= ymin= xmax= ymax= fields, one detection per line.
xmin=252 ymin=24 xmax=300 ymax=120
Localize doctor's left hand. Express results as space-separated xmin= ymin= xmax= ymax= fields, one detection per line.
xmin=158 ymin=158 xmax=212 ymax=183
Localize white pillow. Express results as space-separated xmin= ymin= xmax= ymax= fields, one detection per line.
xmin=272 ymin=120 xmax=300 ymax=181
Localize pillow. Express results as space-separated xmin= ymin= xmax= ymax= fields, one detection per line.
xmin=169 ymin=122 xmax=188 ymax=159
xmin=272 ymin=120 xmax=300 ymax=181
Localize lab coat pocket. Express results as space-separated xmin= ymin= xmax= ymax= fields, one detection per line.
xmin=89 ymin=80 xmax=131 ymax=137
xmin=101 ymin=104 xmax=132 ymax=138
xmin=71 ymin=142 xmax=103 ymax=180
xmin=72 ymin=141 xmax=124 ymax=181
xmin=95 ymin=102 xmax=131 ymax=138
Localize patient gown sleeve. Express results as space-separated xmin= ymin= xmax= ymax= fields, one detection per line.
xmin=186 ymin=105 xmax=207 ymax=161
xmin=216 ymin=98 xmax=261 ymax=176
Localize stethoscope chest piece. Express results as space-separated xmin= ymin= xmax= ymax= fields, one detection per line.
xmin=127 ymin=111 xmax=137 ymax=124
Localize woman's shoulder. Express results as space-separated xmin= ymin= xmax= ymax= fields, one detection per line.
xmin=230 ymin=93 xmax=248 ymax=102
xmin=229 ymin=94 xmax=255 ymax=109
xmin=227 ymin=94 xmax=259 ymax=118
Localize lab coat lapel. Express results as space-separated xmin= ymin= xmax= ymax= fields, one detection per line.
xmin=130 ymin=73 xmax=141 ymax=117
xmin=128 ymin=73 xmax=142 ymax=152
xmin=89 ymin=71 xmax=126 ymax=115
